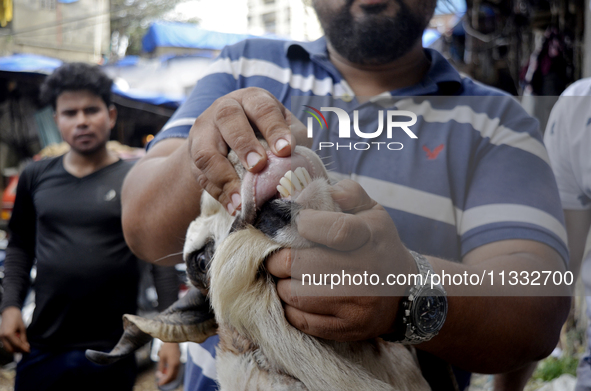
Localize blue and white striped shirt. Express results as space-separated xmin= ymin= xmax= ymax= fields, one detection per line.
xmin=152 ymin=37 xmax=567 ymax=390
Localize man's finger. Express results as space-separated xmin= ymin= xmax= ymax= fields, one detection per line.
xmin=0 ymin=337 xmax=14 ymax=354
xmin=19 ymin=329 xmax=29 ymax=352
xmin=330 ymin=179 xmax=377 ymax=213
xmin=297 ymin=210 xmax=371 ymax=250
xmin=157 ymin=357 xmax=165 ymax=375
xmin=5 ymin=333 xmax=28 ymax=353
xmin=267 ymin=247 xmax=373 ymax=281
xmin=265 ymin=248 xmax=292 ymax=279
xmin=283 ymin=305 xmax=354 ymax=341
xmin=191 ymin=154 xmax=242 ymax=215
xmin=165 ymin=364 xmax=180 ymax=385
xmin=157 ymin=351 xmax=180 ymax=386
xmin=189 ymin=117 xmax=244 ymax=213
xmin=276 ymin=278 xmax=352 ymax=315
xmin=240 ymin=89 xmax=292 ymax=157
xmin=157 ymin=368 xmax=174 ymax=386
xmin=213 ymin=97 xmax=269 ymax=171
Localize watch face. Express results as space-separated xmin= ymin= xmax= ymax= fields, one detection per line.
xmin=411 ymin=288 xmax=448 ymax=335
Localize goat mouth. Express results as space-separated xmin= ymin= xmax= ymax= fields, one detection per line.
xmin=240 ymin=148 xmax=328 ymax=225
xmin=253 ymin=168 xmax=314 ymax=239
xmin=275 ymin=167 xmax=313 ymax=200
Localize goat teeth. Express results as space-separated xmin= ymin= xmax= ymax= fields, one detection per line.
xmin=294 ymin=167 xmax=311 ymax=188
xmin=288 ymin=170 xmax=303 ymax=191
xmin=277 ymin=184 xmax=290 ymax=198
xmin=277 ymin=168 xmax=312 ymax=199
xmin=303 ymin=168 xmax=312 ymax=184
xmin=279 ymin=176 xmax=292 ymax=194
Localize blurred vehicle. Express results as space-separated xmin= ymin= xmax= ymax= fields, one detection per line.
xmin=1 ymin=175 xmax=18 ymax=226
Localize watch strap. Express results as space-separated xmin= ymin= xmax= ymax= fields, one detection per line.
xmin=398 ymin=251 xmax=447 ymax=345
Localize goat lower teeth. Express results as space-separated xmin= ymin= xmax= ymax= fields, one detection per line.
xmin=279 ymin=176 xmax=292 ymax=193
xmin=277 ymin=184 xmax=290 ymax=198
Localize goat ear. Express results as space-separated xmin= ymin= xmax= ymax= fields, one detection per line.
xmin=85 ymin=288 xmax=217 ymax=365
xmin=183 ymin=191 xmax=234 ymax=257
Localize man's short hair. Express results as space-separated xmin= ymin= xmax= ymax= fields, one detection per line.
xmin=39 ymin=62 xmax=113 ymax=109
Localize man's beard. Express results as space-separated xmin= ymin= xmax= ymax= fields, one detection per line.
xmin=316 ymin=0 xmax=429 ymax=65
xmin=72 ymin=138 xmax=108 ymax=156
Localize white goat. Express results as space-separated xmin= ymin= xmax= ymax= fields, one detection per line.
xmin=87 ymin=145 xmax=431 ymax=391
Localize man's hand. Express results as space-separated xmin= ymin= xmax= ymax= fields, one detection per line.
xmin=0 ymin=307 xmax=30 ymax=353
xmin=122 ymin=87 xmax=309 ymax=263
xmin=266 ymin=180 xmax=416 ymax=341
xmin=188 ymin=87 xmax=309 ymax=215
xmin=156 ymin=342 xmax=182 ymax=386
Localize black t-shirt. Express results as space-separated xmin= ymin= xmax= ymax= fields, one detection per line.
xmin=2 ymin=156 xmax=140 ymax=352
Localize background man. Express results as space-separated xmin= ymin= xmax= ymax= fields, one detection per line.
xmin=121 ymin=0 xmax=571 ymax=390
xmin=0 ymin=62 xmax=181 ymax=391
xmin=544 ymin=79 xmax=591 ymax=391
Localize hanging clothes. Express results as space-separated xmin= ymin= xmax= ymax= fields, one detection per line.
xmin=520 ymin=27 xmax=573 ymax=96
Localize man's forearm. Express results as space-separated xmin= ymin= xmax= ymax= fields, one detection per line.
xmin=422 ymin=292 xmax=568 ymax=373
xmin=493 ymin=362 xmax=538 ymax=391
xmin=122 ymin=138 xmax=202 ymax=265
xmin=0 ymin=247 xmax=35 ymax=312
xmin=419 ymin=243 xmax=570 ymax=373
xmin=564 ymin=209 xmax=591 ymax=281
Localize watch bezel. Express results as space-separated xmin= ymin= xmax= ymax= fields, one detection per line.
xmin=396 ymin=251 xmax=448 ymax=344
xmin=410 ymin=287 xmax=448 ymax=336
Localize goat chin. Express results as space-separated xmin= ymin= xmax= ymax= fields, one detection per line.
xmin=210 ymin=227 xmax=430 ymax=391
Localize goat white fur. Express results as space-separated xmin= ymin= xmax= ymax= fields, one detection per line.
xmin=87 ymin=145 xmax=432 ymax=390
xmin=185 ymin=178 xmax=431 ymax=390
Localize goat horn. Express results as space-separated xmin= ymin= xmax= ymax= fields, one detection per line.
xmin=127 ymin=287 xmax=217 ymax=343
xmin=86 ymin=287 xmax=217 ymax=364
xmin=85 ymin=317 xmax=153 ymax=365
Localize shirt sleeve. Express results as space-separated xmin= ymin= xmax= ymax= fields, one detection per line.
xmin=0 ymin=167 xmax=37 ymax=312
xmin=458 ymin=97 xmax=568 ymax=264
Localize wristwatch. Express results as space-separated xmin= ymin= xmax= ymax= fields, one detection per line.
xmin=396 ymin=251 xmax=448 ymax=345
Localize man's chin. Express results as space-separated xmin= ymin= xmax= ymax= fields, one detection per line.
xmin=70 ymin=142 xmax=107 ymax=156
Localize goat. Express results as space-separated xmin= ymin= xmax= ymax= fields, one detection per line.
xmin=86 ymin=143 xmax=430 ymax=391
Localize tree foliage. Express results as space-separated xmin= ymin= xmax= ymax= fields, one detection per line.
xmin=110 ymin=0 xmax=197 ymax=56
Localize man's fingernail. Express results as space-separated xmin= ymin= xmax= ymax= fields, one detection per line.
xmin=227 ymin=193 xmax=241 ymax=215
xmin=232 ymin=193 xmax=242 ymax=209
xmin=227 ymin=193 xmax=242 ymax=216
xmin=246 ymin=152 xmax=263 ymax=169
xmin=275 ymin=138 xmax=290 ymax=153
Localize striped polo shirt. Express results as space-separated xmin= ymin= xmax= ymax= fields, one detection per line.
xmin=151 ymin=37 xmax=568 ymax=390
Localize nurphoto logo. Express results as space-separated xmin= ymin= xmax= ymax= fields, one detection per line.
xmin=303 ymin=105 xmax=418 ymax=151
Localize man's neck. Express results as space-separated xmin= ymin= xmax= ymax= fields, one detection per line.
xmin=63 ymin=147 xmax=118 ymax=178
xmin=327 ymin=41 xmax=431 ymax=99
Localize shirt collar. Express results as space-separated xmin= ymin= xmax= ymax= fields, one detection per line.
xmin=284 ymin=37 xmax=463 ymax=95
xmin=285 ymin=37 xmax=329 ymax=60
